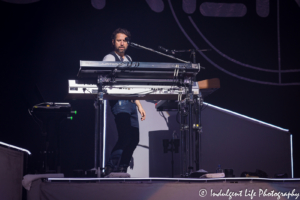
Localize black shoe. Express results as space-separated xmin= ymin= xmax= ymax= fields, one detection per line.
xmin=104 ymin=166 xmax=113 ymax=176
xmin=117 ymin=166 xmax=128 ymax=173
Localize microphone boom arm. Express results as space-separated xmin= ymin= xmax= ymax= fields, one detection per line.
xmin=129 ymin=42 xmax=190 ymax=63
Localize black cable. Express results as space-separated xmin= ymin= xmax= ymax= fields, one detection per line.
xmin=176 ymin=111 xmax=180 ymax=124
xmin=28 ymin=109 xmax=44 ymax=133
xmin=200 ymin=103 xmax=209 ymax=111
xmin=159 ymin=111 xmax=168 ymax=126
xmin=84 ymin=88 xmax=97 ymax=100
xmin=85 ymin=88 xmax=92 ymax=94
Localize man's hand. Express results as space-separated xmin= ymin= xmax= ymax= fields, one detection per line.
xmin=135 ymin=100 xmax=146 ymax=121
xmin=138 ymin=106 xmax=146 ymax=121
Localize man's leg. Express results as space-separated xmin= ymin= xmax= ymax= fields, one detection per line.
xmin=106 ymin=113 xmax=132 ymax=173
xmin=118 ymin=126 xmax=139 ymax=172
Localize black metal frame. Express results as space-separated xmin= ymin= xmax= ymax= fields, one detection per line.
xmin=179 ymin=83 xmax=203 ymax=177
xmin=76 ymin=43 xmax=201 ymax=177
xmin=93 ymin=75 xmax=105 ymax=177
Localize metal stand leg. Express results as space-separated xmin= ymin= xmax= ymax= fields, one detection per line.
xmin=195 ymin=91 xmax=202 ymax=170
xmin=93 ymin=75 xmax=104 ymax=177
xmin=187 ymin=84 xmax=194 ymax=175
xmin=180 ymin=80 xmax=203 ymax=177
xmin=94 ymin=101 xmax=99 ymax=172
xmin=180 ymin=101 xmax=187 ymax=176
xmin=199 ymin=92 xmax=203 ymax=169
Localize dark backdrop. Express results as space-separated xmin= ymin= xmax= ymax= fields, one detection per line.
xmin=1 ymin=0 xmax=299 ymax=177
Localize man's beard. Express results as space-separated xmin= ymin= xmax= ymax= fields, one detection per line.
xmin=115 ymin=46 xmax=127 ymax=53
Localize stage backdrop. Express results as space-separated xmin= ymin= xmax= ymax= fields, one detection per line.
xmin=107 ymin=100 xmax=291 ymax=178
xmin=0 ymin=0 xmax=299 ymax=177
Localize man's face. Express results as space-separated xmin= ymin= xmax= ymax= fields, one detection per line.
xmin=112 ymin=33 xmax=128 ymax=54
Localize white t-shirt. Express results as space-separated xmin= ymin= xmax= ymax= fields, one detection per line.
xmin=103 ymin=53 xmax=132 ymax=61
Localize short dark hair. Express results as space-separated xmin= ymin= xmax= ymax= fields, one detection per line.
xmin=111 ymin=28 xmax=131 ymax=40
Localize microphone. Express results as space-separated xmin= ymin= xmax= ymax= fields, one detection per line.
xmin=125 ymin=37 xmax=137 ymax=47
xmin=159 ymin=46 xmax=177 ymax=55
xmin=125 ymin=37 xmax=130 ymax=44
xmin=158 ymin=46 xmax=170 ymax=53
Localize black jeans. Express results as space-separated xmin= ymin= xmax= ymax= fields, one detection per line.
xmin=107 ymin=112 xmax=139 ymax=170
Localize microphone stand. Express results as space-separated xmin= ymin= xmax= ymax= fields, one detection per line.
xmin=171 ymin=49 xmax=211 ymax=64
xmin=129 ymin=42 xmax=191 ymax=63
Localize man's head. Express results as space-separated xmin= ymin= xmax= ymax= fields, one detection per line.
xmin=111 ymin=28 xmax=131 ymax=55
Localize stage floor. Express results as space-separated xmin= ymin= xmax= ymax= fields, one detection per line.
xmin=27 ymin=177 xmax=300 ymax=200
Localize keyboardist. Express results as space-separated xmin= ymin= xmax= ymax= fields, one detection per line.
xmin=103 ymin=28 xmax=146 ymax=177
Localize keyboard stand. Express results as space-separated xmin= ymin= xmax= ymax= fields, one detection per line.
xmin=90 ymin=75 xmax=105 ymax=177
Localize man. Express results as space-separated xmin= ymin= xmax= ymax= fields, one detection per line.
xmin=103 ymin=28 xmax=146 ymax=176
